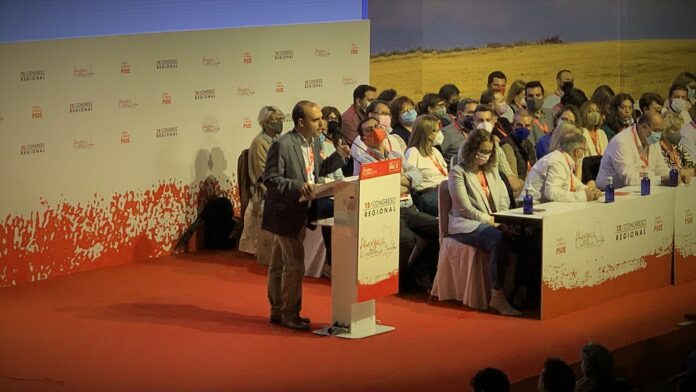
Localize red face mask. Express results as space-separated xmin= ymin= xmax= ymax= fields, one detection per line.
xmin=363 ymin=126 xmax=387 ymax=147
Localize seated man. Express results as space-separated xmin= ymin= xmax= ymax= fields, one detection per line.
xmin=523 ymin=131 xmax=602 ymax=202
xmin=596 ymin=111 xmax=690 ymax=189
xmin=355 ymin=117 xmax=440 ymax=292
xmin=439 ymin=98 xmax=478 ymax=164
xmin=350 ymin=100 xmax=406 ymax=175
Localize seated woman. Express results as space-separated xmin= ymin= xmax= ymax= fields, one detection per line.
xmin=536 ymin=105 xmax=579 ymax=159
xmin=405 ymin=114 xmax=448 ymax=217
xmin=661 ymin=111 xmax=695 ymax=177
xmin=447 ymin=129 xmax=521 ymax=316
xmin=579 ymin=101 xmax=609 ymax=156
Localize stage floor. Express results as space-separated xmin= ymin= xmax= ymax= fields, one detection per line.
xmin=1 ymin=251 xmax=694 ymax=392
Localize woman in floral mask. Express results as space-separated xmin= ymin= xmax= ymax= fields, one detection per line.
xmin=447 ymin=129 xmax=520 ymax=316
xmin=660 ymin=111 xmax=695 ymax=176
xmin=417 ymin=93 xmax=449 ymax=126
xmin=579 ymin=101 xmax=609 ymax=157
xmin=405 ymin=114 xmax=448 ymax=217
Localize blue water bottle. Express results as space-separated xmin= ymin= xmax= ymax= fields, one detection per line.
xmin=605 ymin=176 xmax=615 ymax=203
xmin=640 ymin=172 xmax=650 ymax=196
xmin=523 ymin=187 xmax=533 ymax=214
xmin=669 ymin=166 xmax=679 ymax=187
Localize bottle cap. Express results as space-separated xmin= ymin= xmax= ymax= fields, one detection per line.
xmin=607 ymin=176 xmax=613 ymax=182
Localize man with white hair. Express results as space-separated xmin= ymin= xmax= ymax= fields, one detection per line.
xmin=238 ymin=105 xmax=285 ymax=265
xmin=523 ymin=129 xmax=602 ymax=202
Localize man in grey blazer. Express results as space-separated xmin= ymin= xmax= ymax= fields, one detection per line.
xmin=262 ymin=100 xmax=350 ymax=331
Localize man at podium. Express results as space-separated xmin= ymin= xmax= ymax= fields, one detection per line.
xmin=262 ymin=100 xmax=351 ymax=331
xmin=354 ymin=116 xmax=440 ymax=292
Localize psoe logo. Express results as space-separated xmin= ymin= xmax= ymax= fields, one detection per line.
xmin=73 ymin=64 xmax=94 ymax=77
xmin=351 ymin=44 xmax=359 ymax=55
xmin=118 ymin=97 xmax=138 ymax=109
xmin=237 ymin=87 xmax=255 ymax=97
xmin=275 ymin=82 xmax=284 ymax=93
xmin=653 ymin=216 xmax=664 ymax=232
xmin=32 ymin=105 xmax=43 ymax=119
xmin=156 ymin=58 xmax=178 ymax=70
xmin=20 ymin=142 xmax=46 ymax=156
xmin=274 ymin=50 xmax=294 ymax=60
xmin=69 ymin=101 xmax=93 ymax=113
xmin=120 ymin=62 xmax=131 ymax=75
xmin=202 ymin=116 xmax=220 ymax=133
xmin=304 ymin=78 xmax=323 ymax=89
xmin=202 ymin=56 xmax=220 ymax=67
xmin=120 ymin=131 xmax=131 ymax=144
xmin=243 ymin=117 xmax=252 ymax=129
xmin=73 ymin=136 xmax=95 ymax=150
xmin=686 ymin=209 xmax=694 ymax=225
xmin=342 ymin=76 xmax=358 ymax=85
xmin=162 ymin=92 xmax=172 ymax=105
xmin=156 ymin=126 xmax=178 ymax=138
xmin=314 ymin=48 xmax=331 ymax=57
xmin=194 ymin=89 xmax=216 ymax=100
xmin=615 ymin=219 xmax=647 ymax=241
xmin=20 ymin=70 xmax=46 ymax=81
xmin=243 ymin=52 xmax=253 ymax=64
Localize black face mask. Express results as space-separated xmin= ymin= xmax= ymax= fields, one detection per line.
xmin=448 ymin=102 xmax=459 ymax=115
xmin=326 ymin=120 xmax=341 ymax=141
xmin=462 ymin=116 xmax=475 ymax=131
xmin=561 ymin=81 xmax=574 ymax=92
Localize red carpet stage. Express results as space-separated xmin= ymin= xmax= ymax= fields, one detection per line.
xmin=1 ymin=251 xmax=694 ymax=392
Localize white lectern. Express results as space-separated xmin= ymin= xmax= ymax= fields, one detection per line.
xmin=314 ymin=159 xmax=402 ymax=339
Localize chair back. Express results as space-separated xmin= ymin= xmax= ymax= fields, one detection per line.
xmin=438 ymin=180 xmax=451 ymax=243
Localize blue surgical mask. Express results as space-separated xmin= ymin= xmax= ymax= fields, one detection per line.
xmin=318 ymin=132 xmax=327 ymax=144
xmin=513 ymin=127 xmax=530 ymax=141
xmin=646 ymin=131 xmax=661 ymax=145
xmin=400 ymin=108 xmax=417 ymax=125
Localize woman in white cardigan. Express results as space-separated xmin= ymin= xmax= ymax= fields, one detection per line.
xmin=448 ymin=129 xmax=520 ymax=316
xmin=405 ymin=114 xmax=448 ymax=217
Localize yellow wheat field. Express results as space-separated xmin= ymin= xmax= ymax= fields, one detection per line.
xmin=370 ymin=39 xmax=696 ymax=103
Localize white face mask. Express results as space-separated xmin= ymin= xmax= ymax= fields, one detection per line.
xmin=476 ymin=121 xmax=494 ymax=132
xmin=433 ymin=130 xmax=444 ymax=146
xmin=475 ymin=152 xmax=491 ymax=165
xmin=671 ymin=98 xmax=686 ymax=113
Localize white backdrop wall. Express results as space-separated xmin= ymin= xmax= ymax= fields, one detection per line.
xmin=0 ymin=20 xmax=370 ymax=287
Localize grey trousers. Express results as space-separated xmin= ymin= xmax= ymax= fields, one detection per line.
xmin=267 ymin=227 xmax=306 ymax=320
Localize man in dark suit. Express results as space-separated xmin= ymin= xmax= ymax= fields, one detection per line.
xmin=262 ymin=100 xmax=350 ymax=331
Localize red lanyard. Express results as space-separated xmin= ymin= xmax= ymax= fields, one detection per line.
xmin=589 ymin=129 xmax=601 ymax=155
xmin=562 ymin=153 xmax=576 ymax=192
xmin=477 ymin=171 xmax=490 ymax=199
xmin=631 ymin=126 xmax=649 ymax=169
xmin=429 ymin=154 xmax=447 ymax=176
xmin=453 ymin=119 xmax=466 ymax=135
xmin=305 ymin=143 xmax=315 ymax=180
xmin=495 ymin=123 xmax=509 ymax=138
xmin=533 ymin=117 xmax=549 ymax=134
xmin=661 ymin=140 xmax=682 ymax=169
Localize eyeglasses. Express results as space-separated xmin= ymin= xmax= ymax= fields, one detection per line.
xmin=269 ymin=117 xmax=284 ymax=122
xmin=362 ymin=125 xmax=384 ymax=133
xmin=375 ymin=112 xmax=391 ymax=116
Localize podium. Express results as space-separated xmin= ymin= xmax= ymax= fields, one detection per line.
xmin=314 ymin=159 xmax=402 ymax=339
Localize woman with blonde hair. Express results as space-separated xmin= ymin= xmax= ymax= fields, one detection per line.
xmin=405 ymin=114 xmax=448 ymax=216
xmin=578 ymin=101 xmax=609 ymax=156
xmin=506 ymin=79 xmax=527 ymax=113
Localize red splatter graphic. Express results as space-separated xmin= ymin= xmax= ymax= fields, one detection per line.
xmin=0 ymin=179 xmax=240 ymax=287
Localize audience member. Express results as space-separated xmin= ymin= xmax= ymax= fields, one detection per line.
xmin=604 ymin=93 xmax=635 ymax=137
xmin=543 ymin=69 xmax=575 ymax=113
xmin=487 ymin=70 xmax=508 ymax=95
xmin=590 ymin=85 xmax=617 ymax=140
xmin=524 ymin=130 xmax=601 ymax=202
xmin=525 ymin=81 xmax=555 ymax=146
xmin=575 ymin=343 xmax=636 ymax=392
xmin=481 ymin=88 xmax=514 ymax=122
xmin=390 ymin=96 xmax=417 ymax=145
xmin=638 ymin=92 xmax=664 ymax=116
xmin=499 ymin=109 xmax=537 ymax=180
xmin=664 ymin=83 xmax=693 ymax=125
xmin=342 ymin=84 xmax=377 ymax=143
xmin=661 ymin=111 xmax=695 ymax=175
xmin=355 ymin=117 xmax=439 ymax=292
xmin=377 ymin=88 xmax=398 ymax=103
xmin=448 ymin=129 xmax=521 ymax=316
xmin=672 ymin=72 xmax=696 ymax=106
xmin=406 ymin=115 xmax=448 ymax=216
xmin=507 ymin=79 xmax=527 ymax=113
xmin=579 ymin=102 xmax=609 ymax=156
xmin=681 ymin=103 xmax=696 ymax=159
xmin=439 ymin=98 xmax=477 ymax=164
xmin=537 ymin=105 xmax=579 ymax=159
xmin=418 ymin=93 xmax=450 ymax=126
xmin=471 ymin=368 xmax=511 ymax=392
xmin=560 ymin=87 xmax=588 ymax=111
xmin=538 ymin=358 xmax=576 ymax=392
xmin=439 ymin=83 xmax=461 ymax=115
xmin=351 ymin=100 xmax=406 ymax=175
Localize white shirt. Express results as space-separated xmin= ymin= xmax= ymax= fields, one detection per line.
xmin=299 ymin=134 xmax=316 ymax=184
xmin=596 ymin=125 xmax=669 ymax=189
xmin=680 ymin=119 xmax=696 ymax=160
xmin=404 ymin=146 xmax=448 ymax=192
xmin=543 ymin=91 xmax=563 ymax=113
xmin=522 ymin=150 xmax=587 ymax=203
xmin=582 ymin=127 xmax=609 ymax=156
xmin=351 ymin=134 xmax=404 ymax=176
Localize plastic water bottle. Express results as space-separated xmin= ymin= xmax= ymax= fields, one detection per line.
xmin=605 ymin=176 xmax=615 ymax=203
xmin=669 ymin=166 xmax=679 ymax=187
xmin=640 ymin=172 xmax=650 ymax=196
xmin=523 ymin=187 xmax=533 ymax=215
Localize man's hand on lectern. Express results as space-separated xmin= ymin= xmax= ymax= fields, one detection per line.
xmin=335 ymin=137 xmax=351 ymax=159
xmin=300 ymin=183 xmax=315 ymax=200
